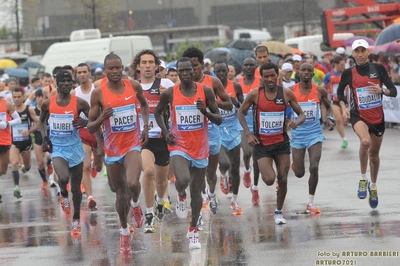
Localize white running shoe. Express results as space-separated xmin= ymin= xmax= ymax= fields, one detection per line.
xmin=176 ymin=195 xmax=188 ymax=219
xmin=187 ymin=228 xmax=201 ymax=249
xmin=274 ymin=210 xmax=287 ymax=225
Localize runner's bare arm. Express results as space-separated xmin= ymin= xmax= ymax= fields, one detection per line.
xmin=238 ymin=89 xmax=257 ymax=138
xmin=28 ymin=106 xmax=40 ymax=133
xmin=154 ymin=87 xmax=174 ymax=144
xmin=87 ymin=88 xmax=112 ymax=133
xmin=284 ymin=88 xmax=305 ymax=129
xmin=203 ymin=86 xmax=222 ymax=125
xmin=39 ymin=99 xmax=50 ymax=137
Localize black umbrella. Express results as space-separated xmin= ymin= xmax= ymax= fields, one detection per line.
xmin=375 ymin=23 xmax=400 ymax=46
xmin=226 ymin=40 xmax=258 ymax=50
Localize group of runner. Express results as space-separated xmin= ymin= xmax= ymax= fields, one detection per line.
xmin=0 ymin=39 xmax=396 ymax=253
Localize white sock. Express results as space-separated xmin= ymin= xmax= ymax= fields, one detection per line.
xmin=244 ymin=167 xmax=251 ymax=173
xmin=221 ymin=172 xmax=228 ymax=179
xmin=275 ymin=209 xmax=282 ymax=213
xmin=361 ymin=174 xmax=367 ymax=181
xmin=130 ymin=199 xmax=139 ymax=208
xmin=231 ymin=194 xmax=238 ymax=203
xmin=121 ymin=226 xmax=130 ymax=236
xmin=308 ymin=195 xmax=314 ymax=203
xmin=343 ymin=137 xmax=347 ymax=141
xmin=370 ymin=182 xmax=377 ymax=189
xmin=156 ymin=195 xmax=164 ymax=204
xmin=146 ymin=208 xmax=154 ymax=215
xmin=252 ymin=184 xmax=258 ymax=191
xmin=163 ymin=197 xmax=169 ymax=203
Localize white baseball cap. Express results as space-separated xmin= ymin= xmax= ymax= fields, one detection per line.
xmin=335 ymin=47 xmax=346 ymax=55
xmin=352 ymin=39 xmax=370 ymax=50
xmin=159 ymin=60 xmax=167 ymax=69
xmin=281 ymin=63 xmax=293 ymax=72
xmin=204 ymin=58 xmax=212 ymax=65
xmin=293 ymin=54 xmax=302 ymax=62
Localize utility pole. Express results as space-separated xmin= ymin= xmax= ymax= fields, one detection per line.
xmin=15 ymin=0 xmax=20 ymax=51
xmin=92 ymin=0 xmax=96 ymax=28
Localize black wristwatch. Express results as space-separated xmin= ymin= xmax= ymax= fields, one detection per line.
xmin=6 ymin=122 xmax=9 ymax=127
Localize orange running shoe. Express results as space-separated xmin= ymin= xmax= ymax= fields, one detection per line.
xmin=168 ymin=174 xmax=176 ymax=183
xmin=47 ymin=162 xmax=53 ymax=175
xmin=291 ymin=162 xmax=295 ymax=172
xmin=90 ymin=160 xmax=97 ymax=178
xmin=131 ymin=206 xmax=144 ymax=228
xmin=60 ymin=196 xmax=70 ymax=213
xmin=250 ymin=186 xmax=260 ymax=206
xmin=119 ymin=234 xmax=132 ymax=253
xmin=243 ymin=169 xmax=251 ymax=189
xmin=87 ymin=196 xmax=97 ymax=211
xmin=230 ymin=202 xmax=243 ymax=215
xmin=80 ymin=183 xmax=86 ymax=194
xmin=71 ymin=219 xmax=81 ymax=235
xmin=201 ymin=194 xmax=209 ymax=209
xmin=41 ymin=181 xmax=48 ymax=190
xmin=66 ymin=183 xmax=71 ymax=192
xmin=275 ymin=181 xmax=279 ymax=192
xmin=306 ymin=202 xmax=321 ymax=214
xmin=219 ymin=175 xmax=230 ymax=195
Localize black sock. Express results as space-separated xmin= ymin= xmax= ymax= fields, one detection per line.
xmin=12 ymin=170 xmax=19 ymax=186
xmin=24 ymin=165 xmax=31 ymax=172
xmin=38 ymin=168 xmax=46 ymax=182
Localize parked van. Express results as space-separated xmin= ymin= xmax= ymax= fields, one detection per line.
xmin=284 ymin=33 xmax=354 ymax=58
xmin=233 ymin=28 xmax=272 ymax=43
xmin=41 ymin=31 xmax=152 ymax=72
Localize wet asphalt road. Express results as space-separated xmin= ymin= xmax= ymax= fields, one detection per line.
xmin=0 ymin=126 xmax=399 ymax=266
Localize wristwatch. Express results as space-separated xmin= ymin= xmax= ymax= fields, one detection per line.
xmin=6 ymin=122 xmax=9 ymax=127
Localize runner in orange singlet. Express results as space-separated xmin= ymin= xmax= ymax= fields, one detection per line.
xmin=87 ymin=53 xmax=149 ymax=254
xmin=154 ymin=57 xmax=221 ymax=250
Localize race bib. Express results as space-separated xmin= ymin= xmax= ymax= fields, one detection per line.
xmin=175 ymin=105 xmax=204 ymax=131
xmin=259 ymin=111 xmax=284 ymax=135
xmin=49 ymin=114 xmax=73 ymax=136
xmin=220 ymin=107 xmax=235 ymax=123
xmin=0 ymin=112 xmax=6 ymax=122
xmin=139 ymin=114 xmax=161 ymax=138
xmin=110 ymin=104 xmax=137 ymax=133
xmin=332 ymin=84 xmax=338 ymax=99
xmin=356 ymin=87 xmax=381 ymax=110
xmin=295 ymin=102 xmax=317 ymax=123
xmin=12 ymin=123 xmax=29 ymax=141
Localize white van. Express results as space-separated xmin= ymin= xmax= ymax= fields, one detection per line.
xmin=41 ymin=34 xmax=152 ymax=72
xmin=284 ymin=33 xmax=354 ymax=58
xmin=233 ymin=28 xmax=272 ymax=43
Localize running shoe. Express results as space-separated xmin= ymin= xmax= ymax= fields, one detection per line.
xmin=168 ymin=174 xmax=175 ymax=183
xmin=49 ymin=174 xmax=56 ymax=188
xmin=90 ymin=160 xmax=97 ymax=178
xmin=47 ymin=161 xmax=53 ymax=175
xmin=163 ymin=200 xmax=173 ymax=214
xmin=201 ymin=193 xmax=209 ymax=209
xmin=368 ymin=183 xmax=378 ymax=209
xmin=71 ymin=219 xmax=81 ymax=235
xmin=87 ymin=196 xmax=97 ymax=211
xmin=243 ymin=169 xmax=251 ymax=188
xmin=250 ymin=186 xmax=260 ymax=206
xmin=187 ymin=227 xmax=201 ymax=249
xmin=291 ymin=161 xmax=295 ymax=172
xmin=119 ymin=234 xmax=132 ymax=253
xmin=41 ymin=181 xmax=48 ymax=190
xmin=119 ymin=224 xmax=134 ymax=235
xmin=131 ymin=206 xmax=144 ymax=228
xmin=21 ymin=165 xmax=27 ymax=173
xmin=219 ymin=175 xmax=230 ymax=195
xmin=143 ymin=213 xmax=156 ymax=233
xmin=176 ymin=194 xmax=188 ymax=219
xmin=60 ymin=196 xmax=70 ymax=213
xmin=274 ymin=210 xmax=287 ymax=225
xmin=80 ymin=183 xmax=86 ymax=194
xmin=208 ymin=195 xmax=218 ymax=214
xmin=275 ymin=181 xmax=279 ymax=192
xmin=66 ymin=183 xmax=71 ymax=192
xmin=13 ymin=187 xmax=22 ymax=199
xmin=155 ymin=203 xmax=165 ymax=222
xmin=230 ymin=202 xmax=243 ymax=215
xmin=357 ymin=179 xmax=368 ymax=199
xmin=102 ymin=165 xmax=107 ymax=176
xmin=341 ymin=140 xmax=348 ymax=149
xmin=197 ymin=214 xmax=204 ymax=231
xmin=306 ymin=202 xmax=321 ymax=214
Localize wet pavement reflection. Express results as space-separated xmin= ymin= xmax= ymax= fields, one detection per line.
xmin=1 ymin=127 xmax=400 ymax=265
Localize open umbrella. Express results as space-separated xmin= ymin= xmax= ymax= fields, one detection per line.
xmin=226 ymin=40 xmax=258 ymax=50
xmin=375 ymin=23 xmax=400 ymax=46
xmin=18 ymin=61 xmax=43 ymax=69
xmin=372 ymin=41 xmax=400 ymax=56
xmin=259 ymin=41 xmax=293 ymax=55
xmin=342 ymin=36 xmax=375 ymax=47
xmin=0 ymin=58 xmax=18 ymax=69
xmin=4 ymin=67 xmax=30 ymax=78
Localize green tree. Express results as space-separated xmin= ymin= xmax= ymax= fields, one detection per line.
xmin=0 ymin=26 xmax=15 ymax=40
xmin=174 ymin=38 xmax=204 ymax=59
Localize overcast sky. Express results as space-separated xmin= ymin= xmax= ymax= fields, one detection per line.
xmin=0 ymin=0 xmax=22 ymax=30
